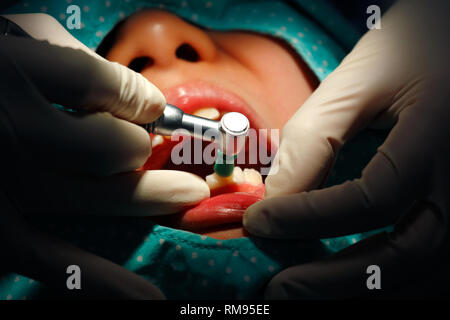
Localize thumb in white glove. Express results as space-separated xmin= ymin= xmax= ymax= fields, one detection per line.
xmin=261 ymin=0 xmax=448 ymax=198
xmin=0 ymin=15 xmax=210 ymax=213
xmin=243 ymin=0 xmax=450 ymax=299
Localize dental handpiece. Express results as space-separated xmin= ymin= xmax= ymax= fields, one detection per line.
xmin=142 ymin=104 xmax=249 ymax=177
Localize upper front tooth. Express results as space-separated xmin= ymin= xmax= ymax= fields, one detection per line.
xmin=193 ymin=107 xmax=220 ymax=120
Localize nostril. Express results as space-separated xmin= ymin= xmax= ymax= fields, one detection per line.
xmin=128 ymin=56 xmax=153 ymax=73
xmin=175 ymin=43 xmax=200 ymax=62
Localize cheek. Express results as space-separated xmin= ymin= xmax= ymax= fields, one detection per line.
xmin=253 ymin=50 xmax=317 ymax=127
xmin=214 ymin=33 xmax=317 ymax=129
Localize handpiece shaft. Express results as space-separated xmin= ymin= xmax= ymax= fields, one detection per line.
xmin=143 ymin=104 xmax=221 ymax=143
xmin=143 ymin=104 xmax=249 ymax=157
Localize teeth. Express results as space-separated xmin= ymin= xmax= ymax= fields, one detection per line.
xmin=193 ymin=107 xmax=221 ymax=120
xmin=231 ymin=166 xmax=244 ymax=184
xmin=151 ymin=135 xmax=164 ymax=147
xmin=205 ymin=173 xmax=222 ymax=190
xmin=206 ymin=166 xmax=263 ymax=190
xmin=206 ymin=167 xmax=242 ymax=189
xmin=243 ymin=168 xmax=263 ymax=186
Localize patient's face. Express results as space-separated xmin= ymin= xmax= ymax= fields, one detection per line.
xmin=102 ymin=10 xmax=317 ymax=239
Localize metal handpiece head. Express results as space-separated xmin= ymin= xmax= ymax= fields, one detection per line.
xmin=144 ymin=104 xmax=249 ymax=157
xmin=219 ymin=112 xmax=249 ymax=156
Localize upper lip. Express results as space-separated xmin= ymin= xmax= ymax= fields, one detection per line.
xmin=162 ymin=80 xmax=268 ymax=131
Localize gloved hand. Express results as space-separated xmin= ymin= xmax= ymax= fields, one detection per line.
xmin=0 ymin=14 xmax=209 ymax=298
xmin=244 ymin=0 xmax=450 ymax=298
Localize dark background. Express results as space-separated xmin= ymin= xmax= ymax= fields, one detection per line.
xmin=330 ymin=0 xmax=395 ymax=33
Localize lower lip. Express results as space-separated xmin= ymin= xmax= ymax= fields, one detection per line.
xmin=145 ymin=152 xmax=266 ymax=238
xmin=169 ymin=189 xmax=263 ymax=229
xmin=151 ymin=185 xmax=265 ymax=239
xmin=144 ymin=82 xmax=270 ymax=239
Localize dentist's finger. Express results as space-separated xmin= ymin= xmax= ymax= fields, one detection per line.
xmin=0 ymin=36 xmax=165 ymax=124
xmin=2 ymin=13 xmax=101 ymax=58
xmin=244 ymin=102 xmax=429 ymax=239
xmin=0 ymin=55 xmax=153 ymax=174
xmin=24 ymin=170 xmax=210 ymax=217
xmin=264 ymin=26 xmax=400 ymax=198
xmin=264 ymin=200 xmax=448 ymax=299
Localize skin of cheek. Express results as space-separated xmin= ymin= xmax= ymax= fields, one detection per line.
xmin=209 ymin=31 xmax=318 ymax=128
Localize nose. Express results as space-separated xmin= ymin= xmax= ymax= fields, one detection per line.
xmin=107 ymin=10 xmax=218 ymax=72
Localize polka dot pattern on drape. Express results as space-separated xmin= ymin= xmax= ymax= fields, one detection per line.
xmin=3 ymin=0 xmax=361 ymax=81
xmin=0 ymin=0 xmax=391 ymax=300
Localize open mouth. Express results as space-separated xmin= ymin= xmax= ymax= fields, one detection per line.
xmin=140 ymin=81 xmax=275 ymax=239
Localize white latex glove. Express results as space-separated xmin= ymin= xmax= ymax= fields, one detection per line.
xmin=0 ymin=14 xmax=208 ymax=298
xmin=0 ymin=14 xmax=209 ymax=214
xmin=244 ymin=0 xmax=450 ymax=298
